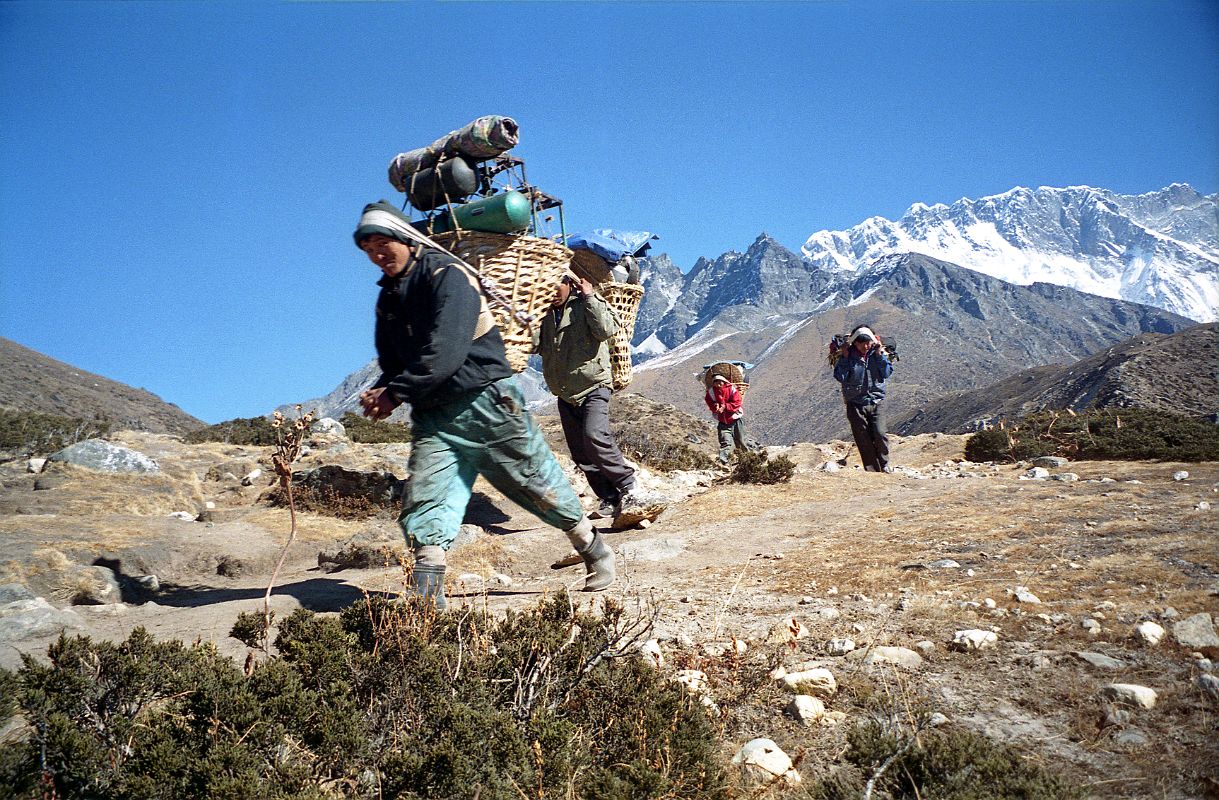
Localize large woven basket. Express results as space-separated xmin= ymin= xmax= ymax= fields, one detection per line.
xmin=569 ymin=248 xmax=645 ymax=391
xmin=702 ymin=362 xmax=749 ymax=398
xmin=432 ymin=231 xmax=571 ymax=372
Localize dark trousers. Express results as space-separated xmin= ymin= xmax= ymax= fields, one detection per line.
xmin=716 ymin=419 xmax=750 ymax=464
xmin=557 ymin=387 xmax=635 ymax=502
xmin=845 ymin=402 xmax=889 ymax=472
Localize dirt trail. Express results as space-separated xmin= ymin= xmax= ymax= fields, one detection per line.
xmin=2 ymin=432 xmax=1217 ymax=796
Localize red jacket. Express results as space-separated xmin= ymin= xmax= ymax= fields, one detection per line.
xmin=705 ymin=380 xmax=743 ymax=425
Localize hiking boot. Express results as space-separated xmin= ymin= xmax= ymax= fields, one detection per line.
xmin=590 ymin=497 xmax=616 ymax=520
xmin=412 ymin=545 xmax=447 ymax=611
xmin=565 ymin=517 xmax=614 ymax=591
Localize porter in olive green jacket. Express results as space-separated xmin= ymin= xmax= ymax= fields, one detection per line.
xmin=533 ymin=291 xmax=620 ymax=404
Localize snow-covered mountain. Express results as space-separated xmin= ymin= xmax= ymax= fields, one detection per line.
xmin=801 ymin=184 xmax=1218 ymax=322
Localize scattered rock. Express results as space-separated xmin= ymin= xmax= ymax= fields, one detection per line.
xmin=855 ymin=646 xmax=923 ymax=670
xmin=1082 ymin=618 xmax=1102 ymax=636
xmin=1173 ymin=470 xmax=1189 ymax=481
xmin=0 ymin=597 xmax=85 ymax=641
xmin=241 ymin=468 xmax=263 ymax=487
xmin=766 ymin=617 xmax=808 ymax=644
xmin=1114 ymin=728 xmax=1150 ymax=748
xmin=825 ymin=638 xmax=856 ymax=655
xmin=1021 ymin=467 xmax=1050 ymax=480
xmin=1033 ymin=456 xmax=1069 ymax=469
xmin=731 ymin=739 xmax=801 ymax=787
xmin=926 ymin=559 xmax=961 ymax=569
xmin=292 ymin=465 xmax=403 ymax=504
xmin=1134 ymin=620 xmax=1165 ymax=646
xmin=308 ymin=417 xmax=347 ymax=442
xmin=1197 ymin=673 xmax=1219 ymax=701
xmin=452 ymin=524 xmax=487 ymax=549
xmin=915 ymin=640 xmax=936 ymax=654
xmin=782 ymin=668 xmax=837 ymax=697
xmin=638 ymin=639 xmax=664 ymax=668
xmin=73 ymin=566 xmax=122 ymax=605
xmin=1051 ymin=473 xmax=1079 ymax=483
xmin=951 ymin=630 xmax=998 ymax=651
xmin=1072 ymin=651 xmax=1125 ymax=670
xmin=1100 ymin=683 xmax=1158 ymax=710
xmin=926 ymin=712 xmax=950 ymax=727
xmin=1012 ymin=586 xmax=1042 ymax=604
xmin=25 ymin=458 xmax=46 ymax=473
xmin=1172 ymin=613 xmax=1219 ymax=649
xmin=168 ymin=511 xmax=195 ymax=521
xmin=785 ymin=695 xmax=826 ymax=725
xmin=819 ymin=461 xmax=840 ymax=473
xmin=45 ymin=439 xmax=159 ymax=473
xmin=1197 ymin=501 xmax=1211 ymax=511
xmin=134 ymin=575 xmax=160 ymax=592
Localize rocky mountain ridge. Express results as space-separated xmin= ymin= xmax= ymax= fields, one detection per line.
xmin=0 ymin=337 xmax=202 ymax=435
xmin=894 ymin=322 xmax=1219 ymax=434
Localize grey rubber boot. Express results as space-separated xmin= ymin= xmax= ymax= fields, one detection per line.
xmin=566 ymin=517 xmax=615 ymax=592
xmin=412 ymin=545 xmax=447 ymax=611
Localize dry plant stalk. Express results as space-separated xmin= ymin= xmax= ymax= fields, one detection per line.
xmin=263 ymin=406 xmax=315 ymax=633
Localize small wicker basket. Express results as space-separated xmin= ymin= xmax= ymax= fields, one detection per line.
xmin=432 ymin=230 xmax=571 ymax=372
xmin=702 ymin=362 xmax=749 ymax=398
xmin=569 ymin=248 xmax=645 ymax=391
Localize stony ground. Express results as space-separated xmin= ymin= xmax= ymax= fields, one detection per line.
xmin=1 ymin=425 xmax=1217 ymax=798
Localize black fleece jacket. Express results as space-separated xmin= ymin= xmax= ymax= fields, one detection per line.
xmin=372 ymin=249 xmax=513 ymax=411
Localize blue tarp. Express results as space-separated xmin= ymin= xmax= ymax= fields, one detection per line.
xmin=568 ymin=229 xmax=657 ymax=262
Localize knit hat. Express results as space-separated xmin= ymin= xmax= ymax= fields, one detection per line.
xmin=353 ymin=200 xmax=433 ymax=250
xmin=849 ymin=326 xmax=876 ymax=345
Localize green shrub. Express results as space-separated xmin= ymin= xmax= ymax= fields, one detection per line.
xmin=965 ymin=408 xmax=1219 ymax=463
xmin=339 ymin=412 xmax=412 ymax=443
xmin=1 ymin=594 xmax=730 ymax=800
xmin=0 ymin=408 xmax=112 ymax=456
xmin=802 ymin=718 xmax=1082 ymax=799
xmin=614 ymin=426 xmax=717 ymax=472
xmin=184 ymin=416 xmax=280 ymax=446
xmin=729 ymin=450 xmax=796 ymax=484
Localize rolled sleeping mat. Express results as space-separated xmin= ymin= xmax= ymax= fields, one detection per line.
xmin=389 ymin=115 xmax=519 ymax=191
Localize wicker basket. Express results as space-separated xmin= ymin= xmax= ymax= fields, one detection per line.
xmin=702 ymin=362 xmax=749 ymax=398
xmin=568 ymin=248 xmax=645 ymax=391
xmin=432 ymin=231 xmax=571 ymax=372
xmin=601 ymin=283 xmax=645 ymax=391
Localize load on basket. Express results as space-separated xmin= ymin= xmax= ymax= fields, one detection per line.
xmin=698 ymin=361 xmax=753 ymax=398
xmin=827 ymin=334 xmax=900 ymax=367
xmin=384 ymin=116 xmax=650 ymax=378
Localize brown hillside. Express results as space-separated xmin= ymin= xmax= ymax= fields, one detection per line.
xmin=0 ymin=337 xmax=202 ymax=435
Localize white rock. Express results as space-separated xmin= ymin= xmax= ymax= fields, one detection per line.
xmin=1013 ymin=586 xmax=1042 ymax=604
xmin=672 ymin=670 xmax=709 ymax=693
xmin=951 ymin=629 xmax=998 ymax=651
xmin=489 ymin=572 xmax=514 ymax=587
xmin=1198 ymin=501 xmax=1212 ymax=511
xmin=1173 ymin=470 xmax=1189 ymax=481
xmin=731 ymin=638 xmax=748 ymax=655
xmin=984 ymin=598 xmax=997 ymax=609
xmin=1072 ymin=651 xmax=1125 ymax=670
xmin=1173 ymin=613 xmax=1219 ymax=649
xmin=798 ymin=596 xmax=815 ymax=605
xmin=785 ymin=695 xmax=826 ymax=725
xmin=820 ymin=710 xmax=848 ymax=726
xmin=927 ymin=712 xmax=950 ymax=727
xmin=915 ymin=640 xmax=935 ymax=654
xmin=1082 ymin=618 xmax=1102 ymax=635
xmin=783 ymin=668 xmax=837 ymax=697
xmin=1134 ymin=620 xmax=1165 ymax=646
xmin=638 ymin=639 xmax=664 ymax=669
xmin=1022 ymin=467 xmax=1050 ymax=480
xmin=819 ymin=461 xmax=841 ymax=472
xmin=1197 ymin=673 xmax=1219 ymax=701
xmin=168 ymin=511 xmax=195 ymax=521
xmin=825 ymin=638 xmax=856 ymax=655
xmin=26 ymin=458 xmax=46 ymax=473
xmin=241 ymin=468 xmax=263 ymax=486
xmin=731 ymin=739 xmax=801 ymax=786
xmin=768 ymin=666 xmax=787 ymax=681
xmin=1051 ymin=473 xmax=1079 ymax=482
xmin=1100 ymin=683 xmax=1158 ymax=710
xmin=817 ymin=606 xmax=841 ymax=620
xmin=767 ymin=616 xmax=808 ymax=644
xmin=859 ymin=646 xmax=923 ymax=670
xmin=204 ymin=500 xmax=216 ymax=510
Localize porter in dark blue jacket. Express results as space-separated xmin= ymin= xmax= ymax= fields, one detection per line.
xmin=833 ymin=326 xmax=893 ymax=471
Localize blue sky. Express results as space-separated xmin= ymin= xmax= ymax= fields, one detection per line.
xmin=2 ymin=0 xmax=1216 ymax=424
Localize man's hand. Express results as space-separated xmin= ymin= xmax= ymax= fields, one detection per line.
xmin=577 ymin=277 xmax=596 ymax=297
xmin=359 ymin=387 xmax=398 ymax=421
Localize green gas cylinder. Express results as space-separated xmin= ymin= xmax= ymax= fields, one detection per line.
xmin=431 ymin=190 xmax=532 ymax=234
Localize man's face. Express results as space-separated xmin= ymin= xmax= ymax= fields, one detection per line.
xmin=551 ymin=277 xmax=574 ymax=308
xmin=853 ymin=338 xmax=872 ymax=354
xmin=359 ymin=234 xmax=413 ymax=278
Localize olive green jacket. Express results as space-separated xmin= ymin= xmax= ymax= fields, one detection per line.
xmin=533 ymin=292 xmax=620 ymax=404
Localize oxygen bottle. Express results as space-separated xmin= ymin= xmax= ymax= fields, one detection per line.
xmin=428 ymin=190 xmax=532 ymax=234
xmin=405 ymin=156 xmax=479 ymax=211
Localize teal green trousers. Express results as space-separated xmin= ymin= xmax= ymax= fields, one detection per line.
xmin=402 ymin=376 xmax=584 ymax=549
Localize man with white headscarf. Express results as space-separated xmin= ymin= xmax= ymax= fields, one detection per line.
xmin=832 ymin=325 xmax=894 ymax=472
xmin=352 ymin=200 xmax=614 ymax=608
